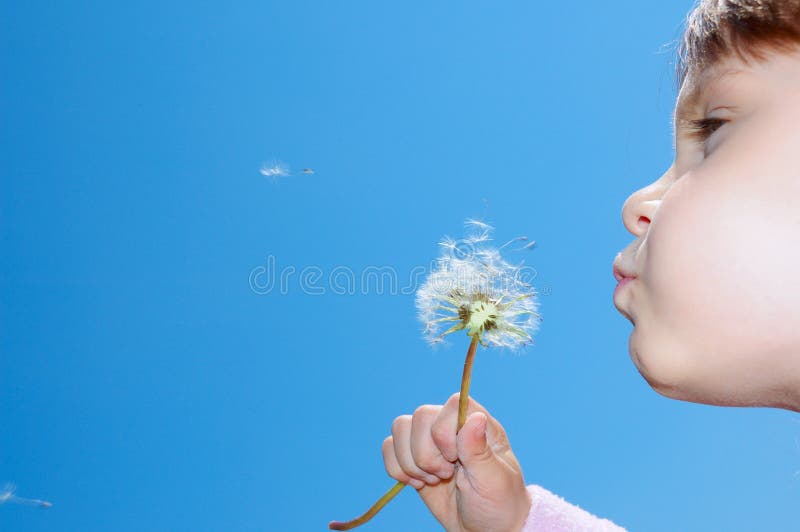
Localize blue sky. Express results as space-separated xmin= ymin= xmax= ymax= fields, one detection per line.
xmin=2 ymin=1 xmax=799 ymax=530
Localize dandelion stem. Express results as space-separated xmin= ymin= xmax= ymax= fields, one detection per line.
xmin=328 ymin=481 xmax=406 ymax=530
xmin=328 ymin=335 xmax=480 ymax=530
xmin=458 ymin=334 xmax=480 ymax=431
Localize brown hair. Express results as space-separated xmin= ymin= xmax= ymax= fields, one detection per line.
xmin=676 ymin=0 xmax=800 ymax=90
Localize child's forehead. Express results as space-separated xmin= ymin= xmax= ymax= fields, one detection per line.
xmin=677 ymin=60 xmax=747 ymax=112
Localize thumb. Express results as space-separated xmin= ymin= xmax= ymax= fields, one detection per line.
xmin=456 ymin=412 xmax=497 ymax=475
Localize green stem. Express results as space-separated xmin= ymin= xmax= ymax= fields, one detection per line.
xmin=328 ymin=481 xmax=406 ymax=530
xmin=457 ymin=334 xmax=480 ymax=432
xmin=328 ymin=335 xmax=481 ymax=530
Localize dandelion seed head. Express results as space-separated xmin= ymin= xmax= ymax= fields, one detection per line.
xmin=416 ymin=220 xmax=542 ymax=350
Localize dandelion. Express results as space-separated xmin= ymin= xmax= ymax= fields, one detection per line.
xmin=417 ymin=220 xmax=540 ymax=349
xmin=329 ymin=220 xmax=541 ymax=531
xmin=0 ymin=483 xmax=52 ymax=509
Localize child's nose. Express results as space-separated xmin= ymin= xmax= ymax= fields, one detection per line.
xmin=621 ymin=186 xmax=663 ymax=237
xmin=621 ymin=165 xmax=674 ymax=237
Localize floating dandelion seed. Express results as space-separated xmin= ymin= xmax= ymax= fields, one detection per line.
xmin=329 ymin=219 xmax=543 ymax=531
xmin=259 ymin=160 xmax=291 ymax=183
xmin=0 ymin=483 xmax=52 ymax=509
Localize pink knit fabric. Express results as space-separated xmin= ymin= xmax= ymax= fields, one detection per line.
xmin=520 ymin=484 xmax=627 ymax=531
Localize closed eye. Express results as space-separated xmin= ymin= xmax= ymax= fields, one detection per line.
xmin=686 ymin=117 xmax=728 ymax=141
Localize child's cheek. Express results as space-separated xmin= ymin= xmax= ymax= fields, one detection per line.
xmin=632 ymin=175 xmax=721 ymax=388
xmin=638 ymin=164 xmax=800 ymax=402
xmin=643 ymin=173 xmax=725 ymax=343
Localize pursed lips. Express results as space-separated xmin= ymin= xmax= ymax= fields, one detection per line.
xmin=613 ymin=259 xmax=638 ymax=321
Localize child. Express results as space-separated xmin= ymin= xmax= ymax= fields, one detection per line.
xmin=381 ymin=1 xmax=800 ymax=530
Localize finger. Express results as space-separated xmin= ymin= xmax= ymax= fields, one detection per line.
xmin=431 ymin=393 xmax=509 ymax=462
xmin=382 ymin=436 xmax=424 ymax=489
xmin=391 ymin=415 xmax=433 ymax=485
xmin=430 ymin=394 xmax=461 ymax=462
xmin=410 ymin=405 xmax=455 ymax=482
xmin=453 ymin=412 xmax=514 ymax=497
xmin=457 ymin=411 xmax=496 ymax=474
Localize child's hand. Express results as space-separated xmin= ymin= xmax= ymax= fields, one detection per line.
xmin=382 ymin=392 xmax=531 ymax=532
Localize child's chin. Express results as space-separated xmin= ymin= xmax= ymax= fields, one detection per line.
xmin=629 ymin=335 xmax=768 ymax=407
xmin=626 ymin=325 xmax=695 ymax=399
xmin=627 ymin=328 xmax=669 ymax=393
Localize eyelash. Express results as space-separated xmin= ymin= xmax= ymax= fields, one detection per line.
xmin=686 ymin=118 xmax=727 ymax=141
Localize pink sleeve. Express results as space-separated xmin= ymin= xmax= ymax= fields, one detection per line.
xmin=520 ymin=484 xmax=627 ymax=532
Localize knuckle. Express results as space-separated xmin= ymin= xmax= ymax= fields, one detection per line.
xmin=396 ymin=460 xmax=415 ymax=478
xmin=391 ymin=415 xmax=410 ymax=434
xmin=415 ymin=454 xmax=439 ymax=473
xmin=397 ymin=453 xmax=424 ymax=477
xmin=384 ymin=461 xmax=403 ymax=481
xmin=402 ymin=466 xmax=421 ymax=479
xmin=413 ymin=404 xmax=435 ymax=418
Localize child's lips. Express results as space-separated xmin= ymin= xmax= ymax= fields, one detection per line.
xmin=613 ymin=258 xmax=638 ymax=321
xmin=613 ymin=262 xmax=637 ymax=282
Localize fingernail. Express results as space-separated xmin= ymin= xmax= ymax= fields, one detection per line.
xmin=424 ymin=474 xmax=439 ymax=484
xmin=409 ymin=478 xmax=424 ymax=489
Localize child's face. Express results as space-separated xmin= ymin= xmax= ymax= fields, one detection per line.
xmin=614 ymin=47 xmax=800 ymax=412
